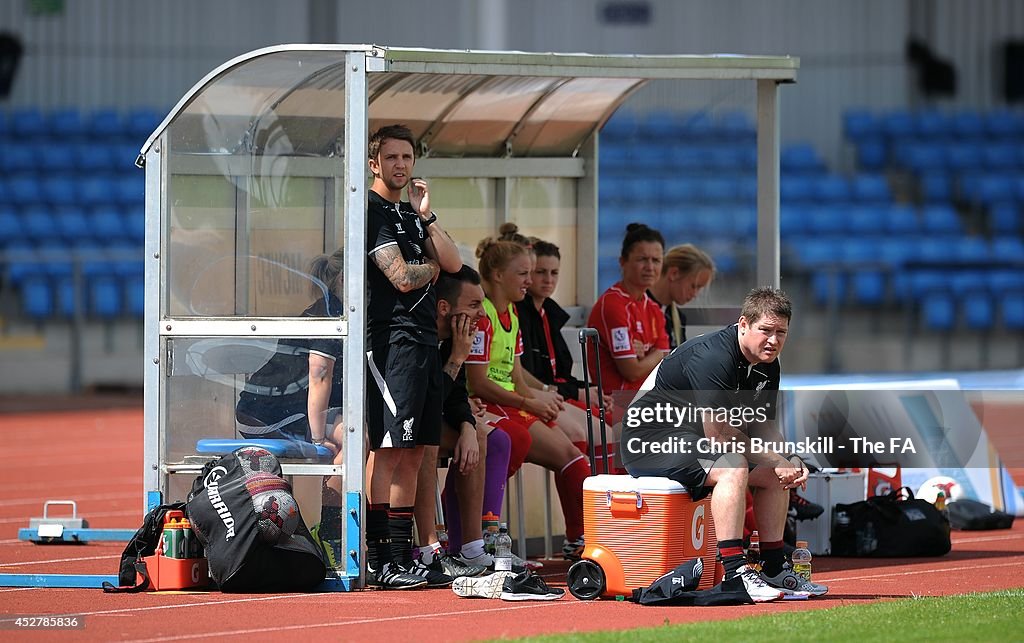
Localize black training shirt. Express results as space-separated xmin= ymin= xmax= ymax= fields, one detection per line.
xmin=366 ymin=190 xmax=437 ymax=345
xmin=651 ymin=323 xmax=780 ymax=418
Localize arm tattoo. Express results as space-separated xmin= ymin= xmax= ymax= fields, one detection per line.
xmin=443 ymin=359 xmax=462 ymax=381
xmin=372 ymin=245 xmax=435 ymax=291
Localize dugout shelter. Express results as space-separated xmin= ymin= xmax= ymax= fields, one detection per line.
xmin=138 ymin=45 xmax=799 ymax=589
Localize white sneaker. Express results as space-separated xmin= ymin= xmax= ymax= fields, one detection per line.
xmin=761 ymin=564 xmax=828 ymax=597
xmin=510 ymin=551 xmax=543 ymax=570
xmin=455 ymin=551 xmax=494 ymax=568
xmin=452 ymin=571 xmax=516 ymax=599
xmin=733 ymin=565 xmax=784 ymax=603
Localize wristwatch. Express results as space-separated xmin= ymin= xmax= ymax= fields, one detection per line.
xmin=423 ymin=211 xmax=438 ymax=227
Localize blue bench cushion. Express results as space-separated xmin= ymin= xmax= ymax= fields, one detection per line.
xmin=196 ymin=438 xmax=332 ymax=460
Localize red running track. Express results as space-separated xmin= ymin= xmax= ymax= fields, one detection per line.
xmin=1 ymin=407 xmax=1023 ymax=642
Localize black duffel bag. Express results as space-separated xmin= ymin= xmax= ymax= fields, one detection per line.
xmin=948 ymin=498 xmax=1015 ymax=531
xmin=187 ymin=448 xmax=326 ymax=592
xmin=831 ymin=487 xmax=951 ymax=557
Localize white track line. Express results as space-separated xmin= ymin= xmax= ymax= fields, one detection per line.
xmin=122 ymin=600 xmax=581 ymax=643
xmin=5 ymin=491 xmax=139 ymax=506
xmin=951 ymin=533 xmax=1024 ymax=544
xmin=0 ymin=587 xmax=39 ymax=593
xmin=0 ymin=554 xmax=118 ymax=568
xmin=0 ymin=509 xmax=140 ymax=525
xmin=818 ymin=559 xmax=1022 ymax=584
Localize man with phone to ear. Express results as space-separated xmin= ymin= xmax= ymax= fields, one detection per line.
xmin=364 ymin=124 xmax=463 ymax=588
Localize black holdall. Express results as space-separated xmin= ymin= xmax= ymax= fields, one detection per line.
xmin=186 ymin=449 xmax=326 ymax=592
xmin=831 ymin=487 xmax=951 ymax=557
xmin=947 ymin=498 xmax=1015 ymax=531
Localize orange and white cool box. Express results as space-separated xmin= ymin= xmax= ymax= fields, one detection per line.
xmin=582 ymin=474 xmax=719 ymax=597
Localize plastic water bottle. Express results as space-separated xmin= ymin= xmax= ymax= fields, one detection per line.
xmin=747 ymin=530 xmax=761 ymax=570
xmin=482 ymin=512 xmax=500 ymax=554
xmin=494 ymin=523 xmax=513 ymax=572
xmin=792 ymin=540 xmax=813 ymax=581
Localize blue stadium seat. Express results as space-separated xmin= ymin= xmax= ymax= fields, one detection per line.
xmin=878 ymin=237 xmax=917 ymax=268
xmin=843 ymin=109 xmax=881 ymax=142
xmin=974 ymin=175 xmax=1016 ymax=205
xmin=1002 ymin=292 xmax=1024 ymax=331
xmin=678 ymin=111 xmax=714 ymax=140
xmin=916 ymin=111 xmax=952 ymax=138
xmin=716 ymin=110 xmax=756 ymax=141
xmin=855 ymin=139 xmax=887 ymax=171
xmin=883 ymin=110 xmax=916 ymax=140
xmin=108 ymin=242 xmax=144 ymax=278
xmin=781 ymin=175 xmax=815 ymax=203
xmin=916 ymin=236 xmax=960 ymax=264
xmin=41 ymin=175 xmax=77 ymax=207
xmin=920 ymin=204 xmax=962 ymax=235
xmin=807 ymin=206 xmax=848 ymax=235
xmin=600 ymin=111 xmax=638 ymax=142
xmin=36 ymin=239 xmax=73 ymax=280
xmin=89 ymin=276 xmax=122 ymax=318
xmin=902 ymin=270 xmax=949 ymax=302
xmin=963 ymin=291 xmax=995 ymax=331
xmin=919 ymin=172 xmax=952 ymax=203
xmin=659 ymin=177 xmax=700 ymax=204
xmin=19 ymin=205 xmax=55 ymax=242
xmin=991 ymin=237 xmax=1024 ymax=263
xmin=982 ymin=144 xmax=1019 ymax=171
xmin=944 ymin=142 xmax=984 ymax=172
xmin=7 ymin=175 xmax=42 ymax=206
xmin=897 ymin=142 xmax=945 ymax=173
xmin=886 ymin=204 xmax=921 ymax=235
xmin=55 ymin=277 xmax=76 ymax=318
xmin=699 ymin=177 xmax=738 ymax=203
xmin=88 ymin=206 xmax=127 ymax=242
xmin=0 ymin=143 xmax=37 ymax=173
xmin=920 ymin=291 xmax=956 ymax=331
xmin=951 ymin=111 xmax=985 ymax=138
xmin=668 ymin=144 xmax=705 ymax=171
xmin=20 ymin=277 xmax=54 ymax=319
xmin=73 ymin=142 xmax=117 ymax=173
xmin=0 ymin=179 xmax=8 ymax=205
xmin=49 ymin=108 xmax=87 ymax=138
xmin=781 ymin=143 xmax=826 ymax=174
xmin=36 ymin=142 xmax=78 ymax=173
xmin=811 ymin=271 xmax=846 ymax=306
xmin=949 ymin=270 xmax=988 ymax=292
xmin=10 ymin=108 xmax=46 ymax=138
xmin=954 ymin=237 xmax=990 ymax=264
xmin=985 ymin=109 xmax=1023 ymax=138
xmin=850 ymin=173 xmax=891 ymax=203
xmin=794 ymin=236 xmax=844 ymax=269
xmin=126 ymin=107 xmax=162 ymax=139
xmin=988 ymin=270 xmax=1024 ymax=296
xmin=846 ymin=205 xmax=886 ymax=236
xmin=79 ymin=176 xmax=115 ymax=208
xmin=74 ymin=242 xmax=113 ymax=279
xmin=54 ymin=206 xmax=91 ymax=243
xmin=707 ymin=144 xmax=745 ymax=170
xmin=6 ymin=245 xmax=44 ymax=285
xmin=0 ymin=206 xmax=22 ymax=244
xmin=813 ymin=175 xmax=851 ymax=202
xmin=991 ymin=200 xmax=1024 ymax=233
xmin=90 ymin=108 xmax=124 ymax=139
xmin=850 ymin=271 xmax=887 ymax=306
xmin=780 ymin=205 xmax=807 ymax=237
xmin=124 ymin=275 xmax=145 ymax=317
xmin=701 ymin=239 xmax=739 ymax=274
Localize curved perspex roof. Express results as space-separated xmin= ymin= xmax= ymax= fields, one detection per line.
xmin=141 ymin=45 xmax=798 ymax=162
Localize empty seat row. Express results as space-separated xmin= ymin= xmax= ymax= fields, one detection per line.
xmin=601 ymin=110 xmax=757 ymax=142
xmin=787 ymin=235 xmax=1022 ymax=271
xmin=0 ymin=141 xmax=141 ymax=174
xmin=0 ymin=205 xmax=144 ymax=247
xmin=19 ymin=274 xmax=144 ymax=320
xmin=599 ymin=142 xmax=827 ymax=174
xmin=0 ymin=107 xmax=163 ymax=141
xmin=844 ymin=109 xmax=1024 ymax=142
xmin=3 ymin=242 xmax=143 ymax=285
xmin=0 ymin=174 xmax=144 ymax=207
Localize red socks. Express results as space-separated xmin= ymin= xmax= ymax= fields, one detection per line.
xmin=554 ymin=455 xmax=590 ymax=542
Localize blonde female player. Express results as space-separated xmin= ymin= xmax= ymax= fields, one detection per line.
xmin=465 ymin=238 xmax=591 ymax=561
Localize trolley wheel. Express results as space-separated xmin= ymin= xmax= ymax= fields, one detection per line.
xmin=566 ymin=559 xmax=605 ymax=600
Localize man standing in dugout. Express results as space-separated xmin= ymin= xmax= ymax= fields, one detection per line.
xmin=364 ymin=124 xmax=463 ymax=588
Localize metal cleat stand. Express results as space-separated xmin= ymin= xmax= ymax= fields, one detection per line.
xmin=17 ymin=500 xmax=136 ymax=544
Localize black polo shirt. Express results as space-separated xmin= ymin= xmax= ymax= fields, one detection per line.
xmin=650 ymin=323 xmax=780 ymax=422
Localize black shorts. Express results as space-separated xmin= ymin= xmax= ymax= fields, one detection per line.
xmin=366 ymin=339 xmax=442 ymax=449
